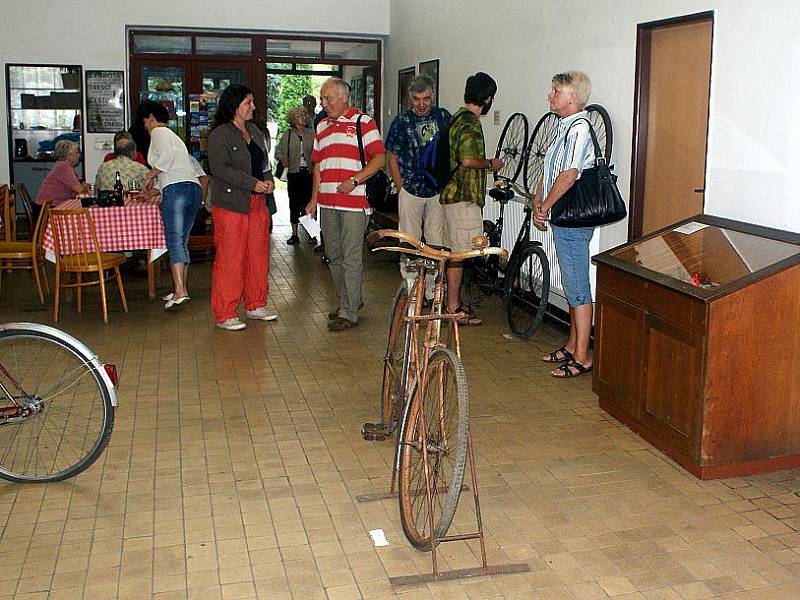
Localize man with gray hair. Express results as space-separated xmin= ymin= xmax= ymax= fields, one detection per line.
xmin=94 ymin=131 xmax=150 ymax=193
xmin=385 ymin=75 xmax=451 ymax=287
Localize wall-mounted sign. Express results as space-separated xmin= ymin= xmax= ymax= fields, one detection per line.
xmin=85 ymin=70 xmax=125 ymax=133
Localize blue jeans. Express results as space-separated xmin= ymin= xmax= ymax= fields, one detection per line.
xmin=161 ymin=181 xmax=201 ymax=265
xmin=552 ymin=224 xmax=595 ymax=307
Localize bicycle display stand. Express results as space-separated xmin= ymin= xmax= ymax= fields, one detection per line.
xmin=358 ymin=428 xmax=529 ymax=585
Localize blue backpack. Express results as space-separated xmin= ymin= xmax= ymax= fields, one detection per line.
xmin=421 ymin=111 xmax=467 ymax=194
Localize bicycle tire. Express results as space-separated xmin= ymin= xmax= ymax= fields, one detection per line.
xmin=494 ymin=112 xmax=529 ymax=184
xmin=380 ymin=282 xmax=410 ymax=433
xmin=0 ymin=325 xmax=114 ymax=483
xmin=399 ymin=348 xmax=468 ymax=551
xmin=523 ymin=111 xmax=560 ymax=196
xmin=504 ymin=244 xmax=550 ymax=339
xmin=585 ymin=104 xmax=613 ymax=162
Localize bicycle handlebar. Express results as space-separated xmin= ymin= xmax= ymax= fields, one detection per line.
xmin=367 ymin=229 xmax=508 ymax=262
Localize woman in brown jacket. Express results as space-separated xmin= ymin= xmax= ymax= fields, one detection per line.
xmin=208 ymin=84 xmax=277 ymax=331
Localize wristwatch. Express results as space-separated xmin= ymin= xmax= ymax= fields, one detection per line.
xmin=350 ymin=177 xmax=359 ymax=186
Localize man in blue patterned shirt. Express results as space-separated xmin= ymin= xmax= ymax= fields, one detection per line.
xmin=386 ymin=75 xmax=451 ymax=283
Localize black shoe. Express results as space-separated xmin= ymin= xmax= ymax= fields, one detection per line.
xmin=322 ymin=255 xmax=331 ymax=265
xmin=308 ymin=237 xmax=318 ymax=245
xmin=286 ymin=235 xmax=299 ymax=245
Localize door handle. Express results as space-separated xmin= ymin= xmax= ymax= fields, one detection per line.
xmin=694 ymin=188 xmax=705 ymax=193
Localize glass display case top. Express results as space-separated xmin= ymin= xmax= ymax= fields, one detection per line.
xmin=611 ymin=221 xmax=800 ymax=289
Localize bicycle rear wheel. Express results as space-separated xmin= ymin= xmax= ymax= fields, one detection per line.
xmin=504 ymin=244 xmax=550 ymax=339
xmin=494 ymin=112 xmax=528 ymax=184
xmin=379 ymin=282 xmax=410 ymax=435
xmin=0 ymin=326 xmax=115 ymax=483
xmin=399 ymin=348 xmax=468 ymax=551
xmin=585 ymin=104 xmax=613 ymax=162
xmin=523 ymin=111 xmax=560 ymax=196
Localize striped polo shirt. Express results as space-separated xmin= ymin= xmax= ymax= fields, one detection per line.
xmin=312 ymin=108 xmax=385 ymax=212
xmin=542 ymin=110 xmax=595 ymax=198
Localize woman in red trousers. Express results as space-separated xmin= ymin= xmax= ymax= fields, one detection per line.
xmin=207 ymin=84 xmax=277 ymax=331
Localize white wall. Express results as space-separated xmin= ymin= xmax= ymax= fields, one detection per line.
xmin=385 ymin=0 xmax=800 ymax=246
xmin=0 ymin=0 xmax=390 ymax=186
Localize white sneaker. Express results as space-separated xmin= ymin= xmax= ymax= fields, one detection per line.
xmin=246 ymin=306 xmax=278 ymax=321
xmin=216 ymin=318 xmax=247 ymax=331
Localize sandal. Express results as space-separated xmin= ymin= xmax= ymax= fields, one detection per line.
xmin=454 ymin=312 xmax=482 ymax=327
xmin=551 ymin=359 xmax=593 ymax=378
xmin=543 ymin=346 xmax=574 ymax=363
xmin=455 ymin=303 xmax=474 ymax=315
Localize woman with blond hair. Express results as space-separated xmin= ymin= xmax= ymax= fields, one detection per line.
xmin=533 ymin=71 xmax=597 ymax=378
xmin=275 ymin=106 xmax=315 ymax=244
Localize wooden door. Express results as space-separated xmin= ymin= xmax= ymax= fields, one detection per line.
xmin=630 ymin=13 xmax=713 ymax=238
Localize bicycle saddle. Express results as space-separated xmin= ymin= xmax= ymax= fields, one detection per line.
xmin=489 ymin=186 xmax=515 ymax=202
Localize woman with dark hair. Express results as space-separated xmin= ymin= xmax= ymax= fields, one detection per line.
xmin=207 ymin=84 xmax=277 ymax=331
xmin=142 ymin=101 xmax=202 ymax=309
xmin=130 ymin=100 xmax=163 ymax=165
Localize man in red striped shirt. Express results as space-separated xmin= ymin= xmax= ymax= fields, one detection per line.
xmin=307 ymin=78 xmax=386 ymax=330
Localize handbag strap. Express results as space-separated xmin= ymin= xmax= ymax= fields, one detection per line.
xmin=356 ymin=114 xmax=367 ymax=168
xmin=562 ymin=116 xmax=605 ymax=166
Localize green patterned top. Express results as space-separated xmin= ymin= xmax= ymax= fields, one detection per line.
xmin=440 ymin=108 xmax=486 ymax=207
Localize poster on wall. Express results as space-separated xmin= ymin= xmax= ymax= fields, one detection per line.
xmin=85 ymin=70 xmax=125 ymax=133
xmin=398 ymin=67 xmax=415 ymax=115
xmin=418 ymin=59 xmax=439 ymax=107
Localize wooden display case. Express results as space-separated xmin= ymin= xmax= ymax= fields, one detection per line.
xmin=593 ymin=215 xmax=800 ymax=479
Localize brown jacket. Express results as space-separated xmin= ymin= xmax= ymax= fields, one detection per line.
xmin=208 ymin=121 xmax=272 ymax=214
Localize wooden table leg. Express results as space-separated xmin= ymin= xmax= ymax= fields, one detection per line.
xmin=147 ymin=250 xmax=155 ymax=300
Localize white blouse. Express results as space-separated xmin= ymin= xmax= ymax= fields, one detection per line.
xmin=147 ymin=126 xmax=199 ymax=189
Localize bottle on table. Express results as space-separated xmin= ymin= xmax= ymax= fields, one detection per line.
xmin=113 ymin=171 xmax=124 ymax=206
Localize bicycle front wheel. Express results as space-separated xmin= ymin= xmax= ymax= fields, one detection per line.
xmin=399 ymin=348 xmax=468 ymax=551
xmin=504 ymin=244 xmax=550 ymax=338
xmin=494 ymin=112 xmax=529 ymax=184
xmin=0 ymin=326 xmax=114 ymax=483
xmin=380 ymin=282 xmax=410 ymax=434
xmin=523 ymin=111 xmax=560 ymax=196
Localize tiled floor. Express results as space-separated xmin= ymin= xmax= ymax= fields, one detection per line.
xmin=2 ymin=208 xmax=800 ymax=599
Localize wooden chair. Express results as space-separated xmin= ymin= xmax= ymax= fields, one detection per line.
xmin=49 ymin=207 xmax=128 ymax=323
xmin=12 ymin=183 xmax=35 ymax=241
xmin=0 ymin=185 xmax=16 ymax=242
xmin=0 ymin=199 xmax=49 ymax=303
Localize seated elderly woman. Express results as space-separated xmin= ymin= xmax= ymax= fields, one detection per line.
xmin=34 ymin=139 xmax=89 ymax=221
xmin=95 ymin=132 xmax=151 ymax=194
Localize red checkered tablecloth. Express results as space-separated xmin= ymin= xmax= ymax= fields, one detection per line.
xmin=42 ymin=198 xmax=167 ymax=260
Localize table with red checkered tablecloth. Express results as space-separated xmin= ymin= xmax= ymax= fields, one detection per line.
xmin=41 ymin=197 xmax=167 ymax=299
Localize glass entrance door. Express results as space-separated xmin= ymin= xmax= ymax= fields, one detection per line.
xmin=188 ymin=66 xmax=246 ymax=165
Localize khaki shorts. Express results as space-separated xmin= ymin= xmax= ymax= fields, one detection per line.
xmin=441 ymin=202 xmax=482 ymax=252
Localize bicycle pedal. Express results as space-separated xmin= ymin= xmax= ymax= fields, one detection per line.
xmin=362 ymin=422 xmax=388 ymax=441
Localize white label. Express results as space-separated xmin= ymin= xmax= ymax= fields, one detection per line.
xmin=368 ymin=529 xmax=389 ymax=547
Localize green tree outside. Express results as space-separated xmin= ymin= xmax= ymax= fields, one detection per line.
xmin=277 ymin=72 xmax=313 ymax=138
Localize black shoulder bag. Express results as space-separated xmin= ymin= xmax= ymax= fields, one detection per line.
xmin=549 ymin=118 xmax=626 ymax=228
xmin=356 ymin=114 xmax=390 ymax=209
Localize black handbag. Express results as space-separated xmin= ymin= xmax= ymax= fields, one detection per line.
xmin=550 ymin=118 xmax=626 ymax=228
xmin=356 ymin=114 xmax=390 ymax=209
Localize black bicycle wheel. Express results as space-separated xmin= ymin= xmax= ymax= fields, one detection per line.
xmin=0 ymin=327 xmax=114 ymax=483
xmin=399 ymin=348 xmax=468 ymax=551
xmin=504 ymin=244 xmax=550 ymax=339
xmin=523 ymin=112 xmax=560 ymax=196
xmin=380 ymin=282 xmax=410 ymax=434
xmin=494 ymin=112 xmax=528 ymax=184
xmin=585 ymin=104 xmax=613 ymax=162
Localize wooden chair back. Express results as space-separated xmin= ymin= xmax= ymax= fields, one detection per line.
xmin=48 ymin=208 xmax=104 ymax=272
xmin=12 ymin=183 xmax=34 ymax=240
xmin=0 ymin=185 xmax=15 ymax=242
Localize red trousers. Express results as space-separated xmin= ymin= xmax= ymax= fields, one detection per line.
xmin=211 ymin=196 xmax=270 ymax=323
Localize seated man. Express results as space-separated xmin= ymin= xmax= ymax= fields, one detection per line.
xmin=95 ymin=132 xmax=150 ymax=193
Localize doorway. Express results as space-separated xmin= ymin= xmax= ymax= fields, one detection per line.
xmin=629 ymin=12 xmax=713 ymax=239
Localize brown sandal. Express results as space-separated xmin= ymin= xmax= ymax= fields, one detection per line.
xmin=543 ymin=347 xmax=573 ymax=363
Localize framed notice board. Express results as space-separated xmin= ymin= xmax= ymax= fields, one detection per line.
xmin=85 ymin=70 xmax=125 ymax=133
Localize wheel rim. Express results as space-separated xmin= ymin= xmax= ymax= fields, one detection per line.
xmin=494 ymin=112 xmax=528 ymax=184
xmin=507 ymin=250 xmax=548 ymax=337
xmin=399 ymin=351 xmax=468 ymax=550
xmin=585 ymin=104 xmax=612 ymax=162
xmin=0 ymin=333 xmax=110 ymax=482
xmin=381 ymin=285 xmax=409 ymax=430
xmin=523 ymin=112 xmax=560 ymax=196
